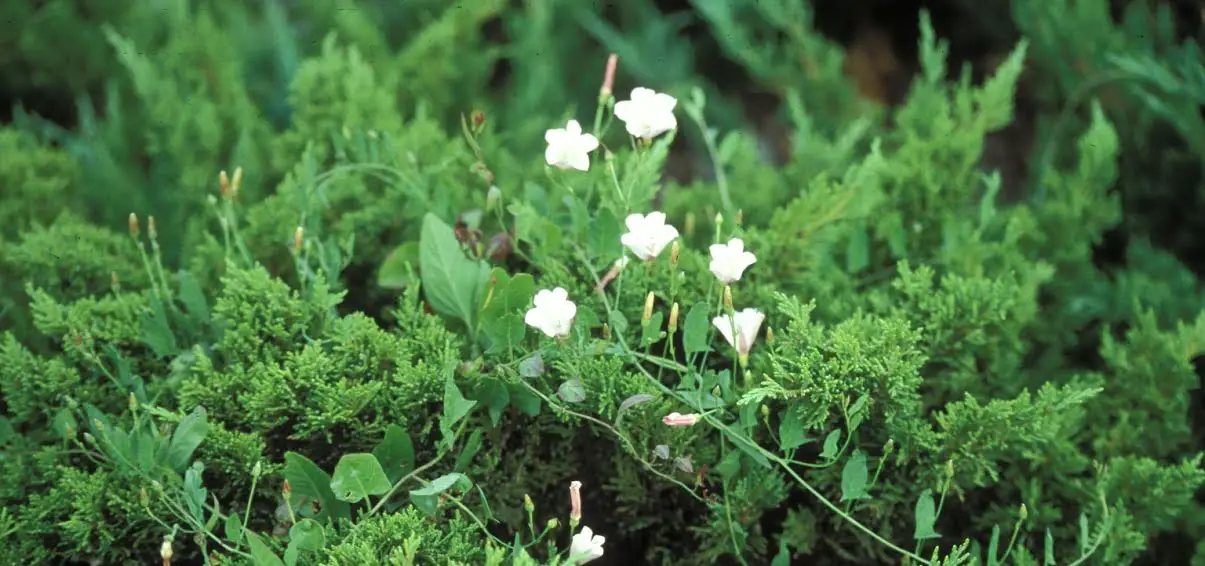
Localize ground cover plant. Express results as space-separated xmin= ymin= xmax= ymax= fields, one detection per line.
xmin=1 ymin=1 xmax=1204 ymax=564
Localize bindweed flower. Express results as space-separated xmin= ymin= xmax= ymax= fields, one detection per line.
xmin=614 ymin=87 xmax=678 ymax=140
xmin=569 ymin=526 xmax=606 ymax=564
xmin=662 ymin=412 xmax=700 ymax=427
xmin=545 ymin=119 xmax=600 ymax=172
xmin=525 ymin=288 xmax=577 ymax=338
xmin=569 ymin=480 xmax=583 ymax=525
xmin=620 ymin=212 xmax=679 ymax=261
xmin=709 ymin=238 xmax=757 ymax=284
xmin=713 ymin=308 xmax=765 ymax=367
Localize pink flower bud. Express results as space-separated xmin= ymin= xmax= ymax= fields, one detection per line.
xmin=661 ymin=412 xmax=700 ymax=427
xmin=569 ymin=480 xmax=583 ymax=523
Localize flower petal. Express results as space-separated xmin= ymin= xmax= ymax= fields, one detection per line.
xmin=566 ymin=119 xmax=582 ymax=135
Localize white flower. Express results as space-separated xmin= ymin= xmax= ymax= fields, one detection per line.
xmin=524 ymin=287 xmax=577 ymax=338
xmin=620 ymin=212 xmax=679 ymax=261
xmin=544 ymin=119 xmax=600 ymax=171
xmin=568 ymin=526 xmax=606 ymax=564
xmin=614 ymin=87 xmax=678 ymax=139
xmin=712 ymin=308 xmax=765 ymax=356
xmin=709 ymin=238 xmax=757 ymax=284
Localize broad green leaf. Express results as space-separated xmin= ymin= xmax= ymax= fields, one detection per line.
xmin=913 ymin=491 xmax=940 ymax=540
xmin=440 ymin=374 xmax=477 ymax=443
xmin=820 ymin=429 xmax=842 ymax=460
xmin=246 ymin=531 xmax=285 ymax=566
xmin=771 ymin=539 xmax=791 ymax=566
xmin=288 ymin=518 xmax=326 ymax=551
xmin=378 ymin=242 xmax=420 ymax=289
xmin=419 ymin=213 xmax=490 ymax=329
xmin=372 ymin=425 xmax=415 ymax=484
xmin=616 ymin=394 xmax=654 ymax=424
xmin=409 ymin=473 xmax=471 ymax=516
xmin=641 ymin=311 xmax=665 ymax=346
xmin=483 ymin=314 xmax=526 ymax=355
xmin=987 ymin=524 xmax=1001 ymax=565
xmin=518 ymin=353 xmax=545 ymax=377
xmin=177 ymin=270 xmax=210 ymax=322
xmin=454 ymin=429 xmax=483 ymax=472
xmin=721 ymin=428 xmax=770 ymax=469
xmin=330 ymin=453 xmax=393 ymax=503
xmin=683 ymin=303 xmax=711 ymax=354
xmin=588 ymin=209 xmax=623 ymax=258
xmin=480 ymin=269 xmax=535 ymax=320
xmin=778 ymin=408 xmax=807 ymax=451
xmin=183 ymin=464 xmax=207 ymax=524
xmin=840 ymin=450 xmax=869 ymax=501
xmin=557 ymin=377 xmax=586 ymax=403
xmin=166 ymin=407 xmax=209 ymax=472
xmin=509 ymin=384 xmax=542 ymax=416
xmin=224 ymin=513 xmax=243 ymax=544
xmin=1043 ymin=529 xmax=1056 ymax=565
xmin=476 ymin=380 xmax=510 ymax=427
xmin=141 ymin=298 xmax=178 ymax=358
xmin=283 ymin=452 xmax=350 ymax=522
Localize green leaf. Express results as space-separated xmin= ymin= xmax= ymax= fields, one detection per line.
xmin=477 ymin=380 xmax=510 ymax=427
xmin=288 ymin=518 xmax=326 ymax=552
xmin=141 ymin=298 xmax=178 ymax=358
xmin=246 ymin=531 xmax=285 ymax=566
xmin=378 ymin=242 xmax=420 ymax=289
xmin=372 ymin=425 xmax=415 ymax=484
xmin=330 ymin=453 xmax=393 ymax=503
xmin=166 ymin=406 xmax=209 ymax=472
xmin=0 ymin=416 xmax=13 ymax=447
xmin=419 ymin=213 xmax=490 ymax=329
xmin=1043 ymin=529 xmax=1056 ymax=565
xmin=683 ymin=303 xmax=711 ymax=354
xmin=641 ymin=311 xmax=665 ymax=346
xmin=480 ymin=270 xmax=535 ymax=320
xmin=483 ymin=314 xmax=526 ymax=354
xmin=913 ymin=491 xmax=940 ymax=540
xmin=509 ymin=383 xmax=541 ymax=416
xmin=51 ymin=409 xmax=77 ymax=441
xmin=840 ymin=450 xmax=869 ymax=501
xmin=987 ymin=524 xmax=1001 ymax=566
xmin=778 ymin=409 xmax=807 ymax=451
xmin=409 ymin=473 xmax=471 ymax=516
xmin=771 ymin=539 xmax=791 ymax=566
xmin=721 ymin=428 xmax=771 ymax=469
xmin=177 ymin=270 xmax=210 ymax=322
xmin=454 ymin=429 xmax=483 ymax=472
xmin=224 ymin=513 xmax=243 ymax=544
xmin=283 ymin=452 xmax=350 ymax=522
xmin=439 ymin=373 xmax=477 ymax=444
xmin=518 ymin=353 xmax=544 ymax=377
xmin=557 ymin=377 xmax=586 ymax=403
xmin=820 ymin=429 xmax=841 ymax=460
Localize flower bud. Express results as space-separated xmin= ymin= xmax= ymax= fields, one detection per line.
xmin=735 ymin=209 xmax=744 ymax=226
xmin=140 ymin=487 xmax=150 ymax=507
xmin=160 ymin=539 xmax=173 ymax=562
xmin=668 ymin=302 xmax=680 ymax=334
xmin=642 ymin=292 xmax=655 ymax=324
xmin=946 ymin=459 xmax=955 ymax=479
xmin=723 ymin=286 xmax=733 ymax=312
xmin=252 ymin=460 xmax=263 ymax=478
xmin=766 ymin=327 xmax=775 ymax=344
xmin=760 ymin=404 xmax=769 ymax=419
xmin=884 ymin=439 xmax=895 ymax=455
xmin=1019 ymin=503 xmax=1028 ymax=521
xmin=293 ymin=227 xmax=304 ymax=253
xmin=93 ymin=419 xmax=105 ymax=431
xmin=524 ymin=494 xmax=535 ymax=514
xmin=661 ymin=412 xmax=700 ymax=427
xmin=128 ymin=213 xmax=140 ymax=238
xmin=471 ymin=110 xmax=486 ymax=131
xmin=486 ymin=185 xmax=502 ymax=212
xmin=83 ymin=432 xmax=96 ymax=445
xmin=545 ymin=518 xmax=559 ymax=531
xmin=283 ymin=479 xmax=292 ymax=495
xmin=147 ymin=216 xmax=158 ymax=240
xmin=128 ymin=393 xmax=138 ymax=412
xmin=219 ymin=170 xmax=230 ymax=198
xmin=231 ymin=167 xmax=243 ymax=198
xmin=715 ymin=212 xmax=724 ymax=228
xmin=110 ymin=271 xmax=120 ymax=292
xmin=670 ymin=241 xmax=680 ymax=267
xmin=602 ymin=323 xmax=611 ymax=341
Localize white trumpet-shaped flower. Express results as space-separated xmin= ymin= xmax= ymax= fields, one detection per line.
xmin=613 ymin=87 xmax=678 ymax=140
xmin=709 ymin=238 xmax=757 ymax=284
xmin=620 ymin=212 xmax=679 ymax=261
xmin=524 ymin=287 xmax=577 ymax=338
xmin=713 ymin=308 xmax=765 ymax=362
xmin=544 ymin=119 xmax=600 ymax=171
xmin=568 ymin=526 xmax=606 ymax=564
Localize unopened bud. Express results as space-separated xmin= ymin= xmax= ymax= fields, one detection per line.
xmin=283 ymin=479 xmax=292 ymax=495
xmin=723 ymin=286 xmax=733 ymax=312
xmin=148 ymin=216 xmax=158 ymax=240
xmin=884 ymin=439 xmax=895 ymax=455
xmin=524 ymin=494 xmax=535 ymax=514
xmin=642 ymin=292 xmax=655 ymax=324
xmin=1019 ymin=503 xmax=1028 ymax=521
xmin=735 ymin=210 xmax=744 ymax=226
xmin=83 ymin=432 xmax=96 ymax=445
xmin=760 ymin=404 xmax=769 ymax=419
xmin=93 ymin=419 xmax=105 ymax=431
xmin=602 ymin=323 xmax=611 ymax=341
xmin=668 ymin=302 xmax=680 ymax=334
xmin=251 ymin=460 xmax=263 ymax=478
xmin=293 ymin=227 xmax=304 ymax=253
xmin=766 ymin=327 xmax=775 ymax=344
xmin=599 ymin=54 xmax=618 ymax=98
xmin=160 ymin=538 xmax=173 ymax=561
xmin=715 ymin=212 xmax=724 ymax=228
xmin=545 ymin=518 xmax=559 ymax=531
xmin=231 ymin=167 xmax=243 ymax=198
xmin=128 ymin=213 xmax=140 ymax=238
xmin=670 ymin=241 xmax=680 ymax=267
xmin=486 ymin=185 xmax=502 ymax=212
xmin=471 ymin=110 xmax=486 ymax=131
xmin=111 ymin=271 xmax=120 ymax=292
xmin=128 ymin=393 xmax=138 ymax=412
xmin=219 ymin=170 xmax=230 ymax=197
xmin=946 ymin=460 xmax=955 ymax=479
xmin=140 ymin=488 xmax=150 ymax=506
